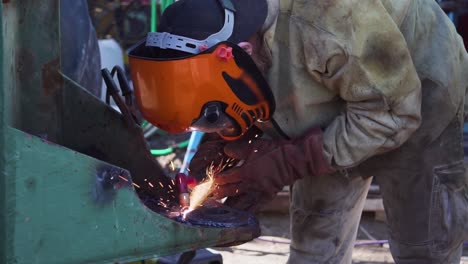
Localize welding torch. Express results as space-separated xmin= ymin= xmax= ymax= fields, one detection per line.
xmin=176 ymin=173 xmax=197 ymax=210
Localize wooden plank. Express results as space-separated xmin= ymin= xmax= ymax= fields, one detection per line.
xmin=363 ymin=198 xmax=384 ymax=212
xmin=363 ymin=198 xmax=386 ymax=222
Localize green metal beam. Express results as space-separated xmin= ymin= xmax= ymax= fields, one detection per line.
xmin=1 ymin=3 xmax=6 ymax=264
xmin=1 ymin=127 xmax=257 ymax=264
xmin=1 ymin=0 xmax=20 ymax=128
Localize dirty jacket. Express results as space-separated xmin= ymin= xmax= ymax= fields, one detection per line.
xmin=264 ymin=0 xmax=468 ymax=169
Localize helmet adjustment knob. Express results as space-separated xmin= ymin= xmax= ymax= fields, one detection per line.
xmin=204 ymin=102 xmax=221 ymax=124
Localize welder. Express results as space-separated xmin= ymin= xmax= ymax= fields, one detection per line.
xmin=128 ymin=0 xmax=468 ymax=263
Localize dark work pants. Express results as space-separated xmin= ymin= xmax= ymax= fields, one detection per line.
xmin=288 ymin=109 xmax=468 ymax=264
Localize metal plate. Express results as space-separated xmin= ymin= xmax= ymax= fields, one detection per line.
xmin=181 ymin=202 xmax=259 ymax=228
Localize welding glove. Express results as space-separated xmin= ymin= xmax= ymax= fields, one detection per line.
xmin=189 ymin=127 xmax=264 ymax=181
xmin=188 ymin=133 xmax=227 ymax=182
xmin=213 ymin=127 xmax=336 ymax=211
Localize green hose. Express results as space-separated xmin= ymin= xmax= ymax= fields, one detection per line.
xmin=161 ymin=0 xmax=172 ymax=11
xmin=141 ymin=120 xmax=149 ymax=128
xmin=151 ymin=0 xmax=157 ymax=32
xmin=150 ymin=139 xmax=190 ymax=156
xmin=151 ymin=0 xmax=173 ymax=32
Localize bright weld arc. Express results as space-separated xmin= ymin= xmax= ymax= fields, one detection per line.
xmin=179 ymin=160 xmax=228 ymax=220
xmin=182 ymin=209 xmax=191 ymax=220
xmin=187 ymin=160 xmax=227 ymax=212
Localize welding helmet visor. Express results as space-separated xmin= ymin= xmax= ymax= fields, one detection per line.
xmin=128 ymin=40 xmax=275 ymax=140
xmin=128 ymin=0 xmax=274 ymax=140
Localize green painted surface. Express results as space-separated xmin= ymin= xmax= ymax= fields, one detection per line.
xmin=1 ymin=3 xmax=6 ymax=264
xmin=1 ymin=1 xmax=20 ymax=128
xmin=3 ymin=127 xmax=248 ymax=264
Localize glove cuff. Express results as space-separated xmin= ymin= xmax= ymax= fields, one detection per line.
xmin=294 ymin=127 xmax=336 ymax=176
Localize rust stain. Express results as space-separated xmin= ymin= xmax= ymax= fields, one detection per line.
xmin=41 ymin=58 xmax=63 ymax=96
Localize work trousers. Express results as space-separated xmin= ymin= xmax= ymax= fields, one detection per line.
xmin=287 ymin=110 xmax=468 ymax=263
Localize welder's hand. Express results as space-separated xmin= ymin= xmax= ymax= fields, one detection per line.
xmin=213 ymin=127 xmax=336 ymax=211
xmin=189 ymin=133 xmax=227 ymax=182
xmin=189 ymin=127 xmax=264 ymax=181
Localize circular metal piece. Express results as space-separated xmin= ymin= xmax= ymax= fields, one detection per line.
xmin=181 ymin=203 xmax=258 ymax=228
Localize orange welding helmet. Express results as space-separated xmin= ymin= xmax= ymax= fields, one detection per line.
xmin=128 ymin=0 xmax=274 ymax=140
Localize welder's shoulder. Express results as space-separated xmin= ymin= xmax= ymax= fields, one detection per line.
xmin=288 ymin=0 xmax=352 ymax=25
xmin=288 ymin=0 xmax=409 ymax=34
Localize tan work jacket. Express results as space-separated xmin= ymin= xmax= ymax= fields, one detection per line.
xmin=264 ymin=0 xmax=468 ymax=169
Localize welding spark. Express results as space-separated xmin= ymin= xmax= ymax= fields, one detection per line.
xmin=187 ymin=161 xmax=227 ymax=212
xmin=168 ymin=184 xmax=173 ymax=190
xmin=249 ymin=140 xmax=252 ymax=144
xmin=148 ymin=182 xmax=154 ymax=188
xmin=132 ymin=183 xmax=141 ymax=189
xmin=171 ymin=179 xmax=176 ymax=186
xmin=188 ymin=179 xmax=214 ymax=211
xmin=158 ymin=201 xmax=168 ymax=208
xmin=158 ymin=182 xmax=164 ymax=188
xmin=227 ymin=158 xmax=236 ymax=168
xmin=118 ymin=175 xmax=129 ymax=182
xmin=170 ymin=161 xmax=176 ymax=171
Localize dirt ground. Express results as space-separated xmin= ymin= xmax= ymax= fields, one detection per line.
xmin=212 ymin=212 xmax=468 ymax=264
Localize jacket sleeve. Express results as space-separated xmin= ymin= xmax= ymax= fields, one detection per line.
xmin=314 ymin=3 xmax=422 ymax=168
